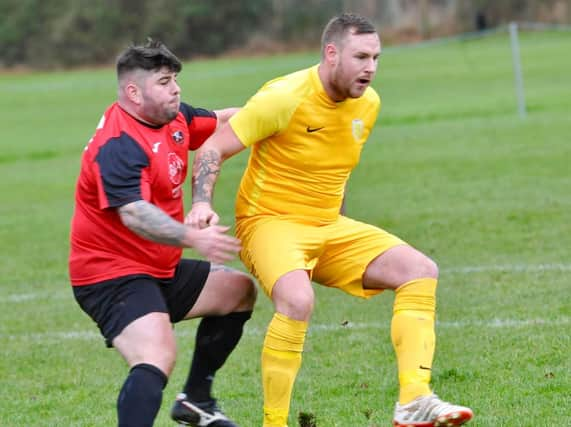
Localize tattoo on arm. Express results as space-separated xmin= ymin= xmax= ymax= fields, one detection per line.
xmin=192 ymin=149 xmax=221 ymax=203
xmin=118 ymin=200 xmax=187 ymax=246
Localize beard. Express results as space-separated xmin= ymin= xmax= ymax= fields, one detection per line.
xmin=329 ymin=70 xmax=351 ymax=101
xmin=162 ymin=105 xmax=179 ymax=122
xmin=144 ymin=98 xmax=180 ymax=125
xmin=330 ymin=59 xmax=373 ymax=100
xmin=330 ymin=64 xmax=366 ymax=100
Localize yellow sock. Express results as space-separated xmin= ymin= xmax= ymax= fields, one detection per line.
xmin=391 ymin=278 xmax=437 ymax=404
xmin=262 ymin=313 xmax=307 ymax=427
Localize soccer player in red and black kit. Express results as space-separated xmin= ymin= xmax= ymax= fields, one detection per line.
xmin=69 ymin=39 xmax=256 ymax=427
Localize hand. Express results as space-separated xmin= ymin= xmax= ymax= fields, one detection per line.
xmin=185 ymin=224 xmax=241 ymax=264
xmin=185 ymin=202 xmax=220 ymax=229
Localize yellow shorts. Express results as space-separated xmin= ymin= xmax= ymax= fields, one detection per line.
xmin=236 ymin=215 xmax=406 ymax=298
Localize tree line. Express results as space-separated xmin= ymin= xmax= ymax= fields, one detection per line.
xmin=1 ymin=0 xmax=569 ymax=69
xmin=0 ymin=0 xmax=275 ymax=68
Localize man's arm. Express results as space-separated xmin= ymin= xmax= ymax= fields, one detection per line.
xmin=188 ymin=123 xmax=246 ymax=228
xmin=192 ymin=123 xmax=247 ymax=204
xmin=118 ymin=200 xmax=190 ymax=246
xmin=213 ymin=108 xmax=240 ymax=130
xmin=118 ymin=199 xmax=241 ymax=263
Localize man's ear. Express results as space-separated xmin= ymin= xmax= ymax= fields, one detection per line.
xmin=324 ymin=43 xmax=338 ymax=66
xmin=125 ymin=82 xmax=142 ymax=105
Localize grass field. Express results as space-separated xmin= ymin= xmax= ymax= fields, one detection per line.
xmin=1 ymin=29 xmax=570 ymax=426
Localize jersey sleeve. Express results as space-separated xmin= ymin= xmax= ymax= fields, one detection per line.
xmin=94 ymin=132 xmax=149 ymax=209
xmin=180 ymin=102 xmax=217 ymax=150
xmin=229 ymin=81 xmax=300 ymax=147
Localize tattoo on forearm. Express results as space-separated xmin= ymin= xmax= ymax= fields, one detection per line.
xmin=192 ymin=149 xmax=221 ymax=203
xmin=119 ymin=200 xmax=186 ymax=246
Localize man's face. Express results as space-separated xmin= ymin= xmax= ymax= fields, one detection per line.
xmin=138 ymin=67 xmax=181 ymax=125
xmin=330 ymin=30 xmax=381 ymax=100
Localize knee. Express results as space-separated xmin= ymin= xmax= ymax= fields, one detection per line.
xmin=147 ymin=327 xmax=178 ymax=375
xmin=116 ymin=314 xmax=178 ymax=376
xmin=275 ymin=288 xmax=314 ymax=321
xmin=161 ymin=350 xmax=177 ymax=375
xmin=364 ymin=246 xmax=439 ymax=290
xmin=136 ymin=341 xmax=177 ymax=377
xmin=400 ymin=254 xmax=438 ymax=284
xmin=420 ymin=255 xmax=439 ymax=279
xmin=402 ymin=249 xmax=439 ymax=281
xmin=233 ymin=272 xmax=258 ymax=312
xmin=154 ymin=339 xmax=177 ymax=375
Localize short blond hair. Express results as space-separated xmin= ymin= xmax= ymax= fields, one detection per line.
xmin=321 ymin=12 xmax=377 ymax=53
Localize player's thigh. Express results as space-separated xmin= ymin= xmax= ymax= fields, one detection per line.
xmin=362 ymin=244 xmax=438 ymax=289
xmin=159 ymin=259 xmax=210 ymax=322
xmin=184 ymin=264 xmax=256 ymax=319
xmin=113 ymin=311 xmax=176 ymax=373
xmin=237 ymin=217 xmax=322 ymax=297
xmin=73 ymin=275 xmax=171 ymax=348
xmin=313 ymin=216 xmax=406 ymax=298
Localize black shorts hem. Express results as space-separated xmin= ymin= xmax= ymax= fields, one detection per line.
xmin=72 ymin=260 xmax=210 ymax=347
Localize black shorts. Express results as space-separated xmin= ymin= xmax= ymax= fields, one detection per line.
xmin=73 ymin=259 xmax=210 ymax=347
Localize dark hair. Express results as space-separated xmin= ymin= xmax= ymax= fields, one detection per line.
xmin=321 ymin=12 xmax=377 ymax=50
xmin=116 ymin=38 xmax=182 ymax=78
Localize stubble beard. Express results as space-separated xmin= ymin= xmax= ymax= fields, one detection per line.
xmin=330 ymin=66 xmax=351 ymax=101
xmin=145 ymin=101 xmax=179 ymax=126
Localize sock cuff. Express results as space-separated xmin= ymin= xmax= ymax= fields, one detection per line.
xmin=396 ymin=278 xmax=438 ymax=293
xmin=200 ymin=311 xmax=252 ymax=330
xmin=130 ymin=363 xmax=168 ymax=389
xmin=274 ymin=312 xmax=308 ymax=330
xmin=225 ymin=310 xmax=253 ymax=322
xmin=264 ymin=312 xmax=308 ymax=353
xmin=394 ymin=278 xmax=437 ymax=314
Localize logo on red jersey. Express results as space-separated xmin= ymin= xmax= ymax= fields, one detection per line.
xmin=172 ymin=130 xmax=184 ymax=144
xmin=168 ymin=152 xmax=184 ymax=185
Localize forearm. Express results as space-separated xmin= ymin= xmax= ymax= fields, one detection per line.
xmin=191 ymin=123 xmax=246 ymax=205
xmin=118 ymin=200 xmax=188 ymax=246
xmin=192 ymin=148 xmax=222 ymax=204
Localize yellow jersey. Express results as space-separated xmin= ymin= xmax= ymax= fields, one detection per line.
xmin=230 ymin=65 xmax=380 ymax=225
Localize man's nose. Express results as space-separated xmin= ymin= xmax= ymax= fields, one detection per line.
xmin=365 ymin=57 xmax=377 ymax=73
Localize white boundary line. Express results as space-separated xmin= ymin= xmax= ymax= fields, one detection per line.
xmin=441 ymin=263 xmax=571 ymax=274
xmin=1 ymin=292 xmax=67 ymax=303
xmin=3 ymin=317 xmax=569 ymax=342
xmin=1 ymin=263 xmax=569 ymax=304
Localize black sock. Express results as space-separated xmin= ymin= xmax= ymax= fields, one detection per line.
xmin=117 ymin=363 xmax=168 ymax=427
xmin=184 ymin=311 xmax=252 ymax=402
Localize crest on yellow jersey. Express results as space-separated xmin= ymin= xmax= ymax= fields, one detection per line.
xmin=352 ymin=119 xmax=364 ymax=141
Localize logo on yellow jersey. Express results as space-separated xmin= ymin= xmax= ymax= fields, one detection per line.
xmin=352 ymin=119 xmax=364 ymax=141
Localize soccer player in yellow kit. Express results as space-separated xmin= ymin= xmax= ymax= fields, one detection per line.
xmin=187 ymin=13 xmax=473 ymax=427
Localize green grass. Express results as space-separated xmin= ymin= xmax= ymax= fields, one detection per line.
xmin=1 ymin=29 xmax=570 ymax=426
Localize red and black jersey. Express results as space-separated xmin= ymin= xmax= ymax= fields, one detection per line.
xmin=69 ymin=102 xmax=217 ymax=286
